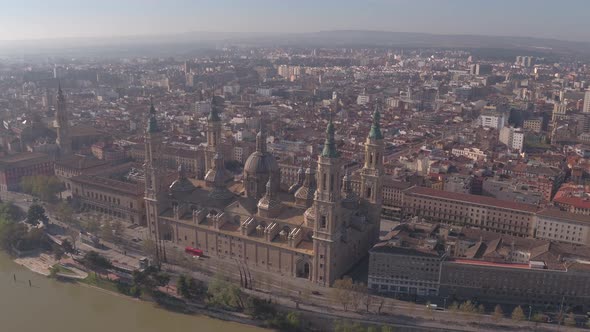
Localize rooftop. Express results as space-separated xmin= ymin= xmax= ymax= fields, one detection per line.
xmin=405 ymin=186 xmax=539 ymax=213
xmin=0 ymin=152 xmax=49 ymax=170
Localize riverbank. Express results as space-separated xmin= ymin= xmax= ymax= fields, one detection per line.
xmin=76 ymin=274 xmax=268 ymax=329
xmin=13 ymin=252 xmax=274 ymax=331
xmin=0 ymin=253 xmax=267 ymax=332
xmin=14 ymin=252 xmax=52 ymax=276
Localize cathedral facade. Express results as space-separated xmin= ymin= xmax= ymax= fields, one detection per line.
xmin=145 ymin=103 xmax=384 ymax=286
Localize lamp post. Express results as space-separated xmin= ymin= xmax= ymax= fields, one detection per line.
xmin=528 ymin=305 xmax=532 ymax=321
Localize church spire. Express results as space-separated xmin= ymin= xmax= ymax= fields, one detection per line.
xmin=147 ymin=99 xmax=160 ymax=133
xmin=208 ymin=105 xmax=221 ymax=122
xmin=57 ymin=81 xmax=65 ymax=101
xmin=321 ymin=115 xmax=339 ymax=158
xmin=256 ymin=122 xmax=267 ymax=153
xmin=369 ymin=102 xmax=383 ymax=140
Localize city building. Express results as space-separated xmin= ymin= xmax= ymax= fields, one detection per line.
xmin=523 ymin=118 xmax=542 ymax=133
xmin=369 ymin=224 xmax=590 ymax=310
xmin=54 ymin=154 xmax=109 ymax=190
xmin=0 ymin=152 xmax=53 ymax=191
xmin=535 ymin=208 xmax=590 ymax=246
xmin=402 ymin=186 xmax=538 ymax=237
xmin=69 ymin=162 xmax=175 ymax=224
xmin=450 ymin=147 xmax=488 ymax=161
xmin=584 ymin=90 xmax=590 ymax=114
xmin=499 ymin=126 xmax=525 ymax=152
xmin=478 ymin=106 xmax=506 ymax=129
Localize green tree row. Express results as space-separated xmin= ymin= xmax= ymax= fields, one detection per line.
xmin=21 ymin=175 xmax=63 ymax=202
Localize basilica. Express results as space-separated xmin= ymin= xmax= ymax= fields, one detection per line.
xmin=144 ymin=102 xmax=384 ymax=286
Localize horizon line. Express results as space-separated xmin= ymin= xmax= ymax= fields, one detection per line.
xmin=0 ymin=29 xmax=587 ymax=45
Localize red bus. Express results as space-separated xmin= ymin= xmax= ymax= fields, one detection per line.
xmin=184 ymin=246 xmax=203 ymax=257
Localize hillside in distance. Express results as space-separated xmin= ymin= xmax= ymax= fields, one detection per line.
xmin=2 ymin=30 xmax=590 ymax=57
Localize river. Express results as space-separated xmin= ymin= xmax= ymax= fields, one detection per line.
xmin=0 ymin=253 xmax=268 ymax=332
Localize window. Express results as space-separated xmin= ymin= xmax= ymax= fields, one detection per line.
xmin=320 ymin=216 xmax=327 ymax=228
xmin=330 ymin=174 xmax=334 ymax=191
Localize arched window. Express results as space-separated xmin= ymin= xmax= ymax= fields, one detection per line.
xmin=366 ymin=187 xmax=372 ymax=199
xmin=330 ymin=174 xmax=334 ymax=191
xmin=320 ymin=216 xmax=327 ymax=228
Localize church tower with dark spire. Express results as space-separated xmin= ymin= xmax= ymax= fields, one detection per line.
xmin=360 ymin=102 xmax=384 ymax=243
xmin=205 ymin=101 xmax=222 ymax=171
xmin=55 ymin=83 xmax=72 ymax=156
xmin=311 ymin=115 xmax=343 ymax=286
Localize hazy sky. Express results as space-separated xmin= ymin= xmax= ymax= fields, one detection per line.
xmin=1 ymin=0 xmax=589 ymax=41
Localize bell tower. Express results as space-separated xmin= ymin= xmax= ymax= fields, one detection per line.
xmin=144 ymin=101 xmax=165 ymax=263
xmin=55 ymin=83 xmax=72 ymax=156
xmin=205 ymin=103 xmax=221 ymax=171
xmin=360 ymin=102 xmax=384 ymax=243
xmin=312 ymin=116 xmax=343 ymax=286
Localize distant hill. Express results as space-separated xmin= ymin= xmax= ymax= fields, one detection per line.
xmin=230 ymin=30 xmax=590 ymax=55
xmin=2 ymin=30 xmax=590 ymax=57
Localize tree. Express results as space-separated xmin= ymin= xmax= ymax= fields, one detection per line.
xmin=425 ymin=301 xmax=435 ymax=320
xmin=142 ymin=238 xmax=157 ymax=258
xmin=0 ymin=201 xmax=23 ymax=221
xmin=332 ymin=320 xmax=365 ymax=332
xmin=332 ymin=278 xmax=355 ymax=311
xmin=21 ymin=175 xmax=63 ymax=202
xmin=177 ymin=275 xmax=188 ymax=298
xmin=187 ymin=277 xmax=205 ymax=299
xmin=449 ymin=301 xmax=460 ymax=313
xmin=511 ymin=306 xmax=525 ymax=321
xmin=459 ymin=300 xmax=477 ymax=313
xmin=26 ymin=204 xmax=48 ymax=226
xmin=493 ymin=305 xmax=504 ymax=320
xmin=285 ymin=312 xmax=300 ymax=331
xmin=360 ymin=289 xmax=373 ymax=313
xmin=245 ymin=297 xmax=276 ymax=320
xmin=111 ymin=220 xmax=125 ymax=243
xmin=83 ymin=251 xmax=113 ymax=270
xmin=207 ymin=274 xmax=244 ymax=310
xmin=133 ymin=266 xmax=170 ymax=294
xmin=477 ymin=304 xmax=486 ymax=314
xmin=177 ymin=275 xmax=204 ymax=301
xmin=56 ymin=201 xmax=76 ymax=226
xmin=0 ymin=222 xmax=27 ymax=250
xmin=66 ymin=228 xmax=79 ymax=250
xmin=16 ymin=227 xmax=49 ymax=251
xmin=85 ymin=217 xmax=101 ymax=234
xmin=49 ymin=265 xmax=60 ymax=278
xmin=61 ymin=239 xmax=74 ymax=254
xmin=52 ymin=243 xmax=65 ymax=260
